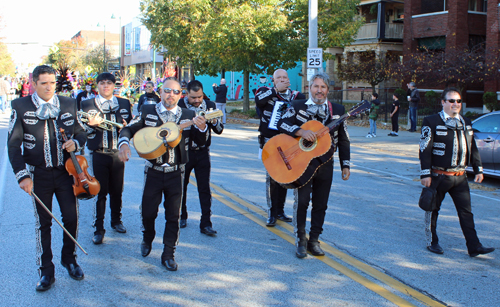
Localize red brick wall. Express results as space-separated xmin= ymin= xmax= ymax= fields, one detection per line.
xmin=446 ymin=0 xmax=469 ymax=49
xmin=410 ymin=15 xmax=449 ymax=38
xmin=468 ymin=14 xmax=487 ymax=36
xmin=484 ymin=0 xmax=500 ymax=93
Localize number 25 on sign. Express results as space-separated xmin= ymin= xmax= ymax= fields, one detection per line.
xmin=307 ymin=48 xmax=323 ymax=68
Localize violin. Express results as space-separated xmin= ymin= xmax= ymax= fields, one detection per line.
xmin=59 ymin=128 xmax=100 ymax=199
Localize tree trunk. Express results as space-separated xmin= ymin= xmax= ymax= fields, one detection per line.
xmin=243 ymin=70 xmax=249 ymax=112
xmin=190 ymin=63 xmax=195 ymax=81
xmin=221 ymin=69 xmax=226 ymax=79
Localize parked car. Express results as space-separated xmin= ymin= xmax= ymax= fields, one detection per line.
xmin=467 ymin=111 xmax=500 ymax=178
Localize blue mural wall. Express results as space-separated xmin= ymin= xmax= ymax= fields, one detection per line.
xmin=196 ymin=62 xmax=303 ymax=101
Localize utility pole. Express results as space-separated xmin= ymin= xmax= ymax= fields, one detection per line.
xmin=307 ymin=0 xmax=323 ymax=82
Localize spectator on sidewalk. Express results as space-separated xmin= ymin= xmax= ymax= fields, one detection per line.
xmin=213 ymin=79 xmax=228 ymax=124
xmin=0 ymin=75 xmax=10 ymax=113
xmin=388 ymin=94 xmax=400 ymax=136
xmin=366 ymin=93 xmax=380 ymax=138
xmin=407 ymin=82 xmax=420 ymax=132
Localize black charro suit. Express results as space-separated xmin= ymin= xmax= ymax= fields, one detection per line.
xmin=80 ymin=96 xmax=132 ymax=236
xmin=119 ymin=103 xmax=207 ymax=260
xmin=278 ymin=98 xmax=350 ymax=244
xmin=7 ymin=95 xmax=87 ymax=277
xmin=419 ymin=110 xmax=485 ymax=252
xmin=255 ymin=86 xmax=305 ymax=220
xmin=177 ymin=98 xmax=223 ymax=229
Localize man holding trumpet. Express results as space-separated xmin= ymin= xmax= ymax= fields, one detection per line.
xmin=80 ymin=72 xmax=132 ymax=244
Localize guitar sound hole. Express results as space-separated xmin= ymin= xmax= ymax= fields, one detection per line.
xmin=302 ymin=140 xmax=314 ymax=148
xmin=159 ymin=130 xmax=169 ymax=138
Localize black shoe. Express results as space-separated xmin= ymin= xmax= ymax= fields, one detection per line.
xmin=276 ymin=213 xmax=292 ymax=222
xmin=180 ymin=219 xmax=187 ymax=228
xmin=36 ymin=275 xmax=55 ymax=291
xmin=200 ymin=226 xmax=217 ymax=237
xmin=111 ymin=222 xmax=126 ymax=233
xmin=92 ymin=233 xmax=104 ymax=245
xmin=61 ymin=261 xmax=84 ymax=280
xmin=141 ymin=241 xmax=152 ymax=257
xmin=266 ymin=216 xmax=277 ymax=227
xmin=427 ymin=243 xmax=444 ymax=254
xmin=162 ymin=258 xmax=178 ymax=271
xmin=469 ymin=244 xmax=495 ymax=257
xmin=307 ymin=241 xmax=325 ymax=256
xmin=296 ymin=244 xmax=307 ymax=258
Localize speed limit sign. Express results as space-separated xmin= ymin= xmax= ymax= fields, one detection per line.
xmin=307 ymin=48 xmax=323 ymax=68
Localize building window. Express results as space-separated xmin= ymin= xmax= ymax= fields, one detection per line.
xmin=421 ymin=0 xmax=447 ymax=14
xmin=469 ymin=0 xmax=488 ymax=12
xmin=469 ymin=35 xmax=486 ymax=49
xmin=418 ymin=36 xmax=446 ymax=51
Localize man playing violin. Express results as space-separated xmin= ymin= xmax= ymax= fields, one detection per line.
xmin=277 ymin=72 xmax=350 ymax=258
xmin=80 ymin=72 xmax=132 ymax=244
xmin=118 ymin=78 xmax=208 ymax=271
xmin=177 ymin=80 xmax=223 ymax=235
xmin=7 ymin=65 xmax=88 ymax=291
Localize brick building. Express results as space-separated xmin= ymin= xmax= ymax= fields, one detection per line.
xmin=403 ymin=0 xmax=500 ymax=109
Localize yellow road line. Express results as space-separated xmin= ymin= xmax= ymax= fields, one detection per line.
xmin=190 ymin=176 xmax=446 ymax=307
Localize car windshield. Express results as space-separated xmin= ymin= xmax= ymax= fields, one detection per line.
xmin=473 ymin=114 xmax=500 ymax=133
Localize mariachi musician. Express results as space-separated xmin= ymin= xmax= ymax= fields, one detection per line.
xmin=118 ymin=77 xmax=208 ymax=271
xmin=7 ymin=65 xmax=87 ymax=291
xmin=277 ymin=72 xmax=350 ymax=258
xmin=80 ymin=72 xmax=132 ymax=244
xmin=177 ymin=80 xmax=223 ymax=235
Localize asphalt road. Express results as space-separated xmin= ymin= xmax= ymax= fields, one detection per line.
xmin=0 ymin=110 xmax=498 ymax=307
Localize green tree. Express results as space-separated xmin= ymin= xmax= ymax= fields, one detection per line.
xmin=0 ymin=42 xmax=15 ymax=76
xmin=45 ymin=38 xmax=86 ymax=73
xmin=338 ymin=50 xmax=397 ymax=93
xmin=84 ymin=44 xmax=112 ymax=74
xmin=141 ymin=0 xmax=362 ymax=111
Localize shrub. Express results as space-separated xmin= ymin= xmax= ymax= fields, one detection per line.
xmin=424 ymin=90 xmax=440 ymax=108
xmin=483 ymin=92 xmax=499 ymax=112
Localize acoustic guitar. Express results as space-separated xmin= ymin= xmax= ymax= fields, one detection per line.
xmin=133 ymin=109 xmax=223 ymax=159
xmin=262 ymin=100 xmax=370 ymax=189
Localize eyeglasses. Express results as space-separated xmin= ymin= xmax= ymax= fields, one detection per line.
xmin=163 ymin=88 xmax=181 ymax=95
xmin=446 ymin=99 xmax=462 ymax=104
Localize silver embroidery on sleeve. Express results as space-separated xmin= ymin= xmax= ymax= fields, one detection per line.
xmin=420 ymin=169 xmax=431 ymax=176
xmin=8 ymin=109 xmax=16 ymax=136
xmin=24 ymin=133 xmax=35 ymax=141
xmin=420 ymin=126 xmax=432 ymax=152
xmin=432 ymin=149 xmax=445 ymax=156
xmin=433 ymin=142 xmax=445 ymax=149
xmin=281 ymin=107 xmax=296 ymax=119
xmin=15 ymin=169 xmax=31 ymax=181
xmin=24 ymin=143 xmax=35 ymax=150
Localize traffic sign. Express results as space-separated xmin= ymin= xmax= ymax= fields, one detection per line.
xmin=85 ymin=66 xmax=93 ymax=73
xmin=307 ymin=48 xmax=323 ymax=68
xmin=50 ymin=45 xmax=59 ymax=53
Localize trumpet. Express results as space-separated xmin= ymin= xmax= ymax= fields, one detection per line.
xmin=78 ymin=111 xmax=124 ymax=131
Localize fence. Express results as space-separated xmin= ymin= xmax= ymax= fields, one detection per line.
xmin=329 ymin=88 xmax=442 ymax=128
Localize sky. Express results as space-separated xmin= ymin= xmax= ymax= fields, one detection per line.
xmin=0 ymin=0 xmax=142 ymax=67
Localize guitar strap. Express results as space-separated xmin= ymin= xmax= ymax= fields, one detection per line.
xmin=327 ymin=100 xmax=334 ymax=118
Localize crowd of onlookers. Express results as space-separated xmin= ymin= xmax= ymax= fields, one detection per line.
xmin=0 ymin=75 xmax=31 ymax=113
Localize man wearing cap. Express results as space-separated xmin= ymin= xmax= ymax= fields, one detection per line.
xmin=80 ymin=72 xmax=132 ymax=244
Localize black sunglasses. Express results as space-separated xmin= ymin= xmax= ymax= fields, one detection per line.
xmin=446 ymin=99 xmax=462 ymax=104
xmin=163 ymin=88 xmax=181 ymax=95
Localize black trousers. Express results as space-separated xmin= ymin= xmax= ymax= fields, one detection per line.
xmin=141 ymin=167 xmax=183 ymax=260
xmin=266 ymin=173 xmax=288 ymax=217
xmin=181 ymin=148 xmax=213 ymax=229
xmin=391 ymin=114 xmax=399 ymax=132
xmin=91 ymin=152 xmax=125 ymax=234
xmin=31 ymin=167 xmax=79 ymax=277
xmin=293 ymin=159 xmax=333 ymax=241
xmin=430 ymin=174 xmax=480 ymax=251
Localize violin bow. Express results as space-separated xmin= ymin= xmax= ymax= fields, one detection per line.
xmin=31 ymin=191 xmax=88 ymax=255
